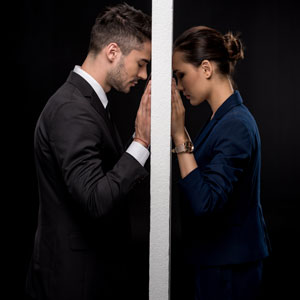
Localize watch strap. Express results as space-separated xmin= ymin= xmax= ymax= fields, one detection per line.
xmin=172 ymin=127 xmax=194 ymax=154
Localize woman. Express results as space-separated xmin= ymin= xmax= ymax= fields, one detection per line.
xmin=171 ymin=26 xmax=270 ymax=300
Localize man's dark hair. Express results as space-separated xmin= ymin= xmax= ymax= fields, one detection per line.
xmin=89 ymin=2 xmax=151 ymax=56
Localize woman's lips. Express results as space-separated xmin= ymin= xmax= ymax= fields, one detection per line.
xmin=183 ymin=92 xmax=190 ymax=99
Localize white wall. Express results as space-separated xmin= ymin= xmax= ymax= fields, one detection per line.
xmin=149 ymin=1 xmax=173 ymax=299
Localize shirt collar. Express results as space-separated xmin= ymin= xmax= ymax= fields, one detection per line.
xmin=213 ymin=90 xmax=243 ymax=120
xmin=73 ymin=65 xmax=108 ymax=108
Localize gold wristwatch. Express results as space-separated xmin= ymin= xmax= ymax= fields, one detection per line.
xmin=172 ymin=128 xmax=194 ymax=154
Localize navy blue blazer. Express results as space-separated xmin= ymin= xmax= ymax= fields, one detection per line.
xmin=179 ymin=91 xmax=270 ymax=266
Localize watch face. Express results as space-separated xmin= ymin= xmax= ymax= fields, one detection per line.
xmin=172 ymin=141 xmax=194 ymax=153
xmin=185 ymin=141 xmax=194 ymax=152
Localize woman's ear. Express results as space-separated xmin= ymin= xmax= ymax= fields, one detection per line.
xmin=201 ymin=60 xmax=213 ymax=79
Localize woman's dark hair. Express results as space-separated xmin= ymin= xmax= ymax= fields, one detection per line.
xmin=89 ymin=3 xmax=151 ymax=55
xmin=174 ymin=26 xmax=244 ymax=76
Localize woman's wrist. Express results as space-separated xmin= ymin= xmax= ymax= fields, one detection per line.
xmin=173 ymin=134 xmax=188 ymax=146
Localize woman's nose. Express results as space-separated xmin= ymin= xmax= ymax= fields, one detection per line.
xmin=177 ymin=79 xmax=183 ymax=91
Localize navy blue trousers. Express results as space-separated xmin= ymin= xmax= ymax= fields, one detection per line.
xmin=194 ymin=260 xmax=263 ymax=300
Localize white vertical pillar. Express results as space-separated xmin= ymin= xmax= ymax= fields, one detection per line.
xmin=149 ymin=1 xmax=173 ymax=300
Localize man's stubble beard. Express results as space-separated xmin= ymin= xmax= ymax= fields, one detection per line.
xmin=107 ymin=57 xmax=130 ymax=93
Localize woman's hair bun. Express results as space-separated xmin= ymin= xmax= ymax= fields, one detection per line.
xmin=223 ymin=32 xmax=244 ymax=62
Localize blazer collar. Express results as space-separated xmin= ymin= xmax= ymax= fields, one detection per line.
xmin=66 ymin=71 xmax=108 ymax=119
xmin=213 ymin=90 xmax=243 ymax=120
xmin=193 ymin=90 xmax=243 ymax=149
xmin=73 ymin=65 xmax=108 ymax=108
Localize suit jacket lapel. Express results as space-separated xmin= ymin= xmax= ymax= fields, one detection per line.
xmin=111 ymin=120 xmax=124 ymax=153
xmin=67 ymin=71 xmax=124 ymax=155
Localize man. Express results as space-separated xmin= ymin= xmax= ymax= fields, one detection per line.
xmin=26 ymin=3 xmax=151 ymax=300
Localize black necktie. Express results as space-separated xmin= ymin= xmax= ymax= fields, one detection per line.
xmin=105 ymin=102 xmax=123 ymax=152
xmin=106 ymin=102 xmax=112 ymax=120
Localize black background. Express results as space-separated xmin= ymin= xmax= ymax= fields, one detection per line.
xmin=7 ymin=0 xmax=300 ymax=299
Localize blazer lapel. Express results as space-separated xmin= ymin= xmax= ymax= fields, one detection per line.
xmin=67 ymin=71 xmax=124 ymax=155
xmin=193 ymin=118 xmax=217 ymax=150
xmin=193 ymin=91 xmax=244 ymax=151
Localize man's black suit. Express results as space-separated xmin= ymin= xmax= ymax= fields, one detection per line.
xmin=26 ymin=71 xmax=148 ymax=300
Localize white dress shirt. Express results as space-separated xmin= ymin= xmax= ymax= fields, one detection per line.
xmin=73 ymin=66 xmax=150 ymax=166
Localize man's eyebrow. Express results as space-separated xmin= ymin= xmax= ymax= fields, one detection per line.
xmin=173 ymin=69 xmax=178 ymax=74
xmin=140 ymin=58 xmax=150 ymax=64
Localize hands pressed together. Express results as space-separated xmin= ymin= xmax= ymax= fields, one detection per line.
xmin=134 ymin=80 xmax=151 ymax=148
xmin=171 ymin=79 xmax=188 ymax=145
xmin=134 ymin=78 xmax=188 ymax=149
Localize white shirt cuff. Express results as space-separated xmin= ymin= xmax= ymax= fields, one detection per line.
xmin=126 ymin=141 xmax=150 ymax=166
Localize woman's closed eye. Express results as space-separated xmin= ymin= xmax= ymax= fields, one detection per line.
xmin=177 ymin=72 xmax=184 ymax=79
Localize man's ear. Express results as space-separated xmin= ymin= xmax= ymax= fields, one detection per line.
xmin=106 ymin=43 xmax=121 ymax=62
xmin=200 ymin=60 xmax=213 ymax=79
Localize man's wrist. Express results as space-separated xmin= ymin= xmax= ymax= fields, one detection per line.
xmin=134 ymin=137 xmax=149 ymax=149
xmin=127 ymin=141 xmax=150 ymax=166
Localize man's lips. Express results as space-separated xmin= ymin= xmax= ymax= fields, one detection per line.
xmin=130 ymin=80 xmax=138 ymax=87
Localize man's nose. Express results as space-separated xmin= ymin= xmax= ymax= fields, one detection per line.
xmin=138 ymin=67 xmax=148 ymax=80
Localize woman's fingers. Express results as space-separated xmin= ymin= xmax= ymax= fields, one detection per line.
xmin=172 ymin=84 xmax=185 ymax=117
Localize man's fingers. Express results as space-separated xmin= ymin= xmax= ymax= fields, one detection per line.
xmin=137 ymin=89 xmax=151 ymax=121
xmin=141 ymin=80 xmax=151 ymax=103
